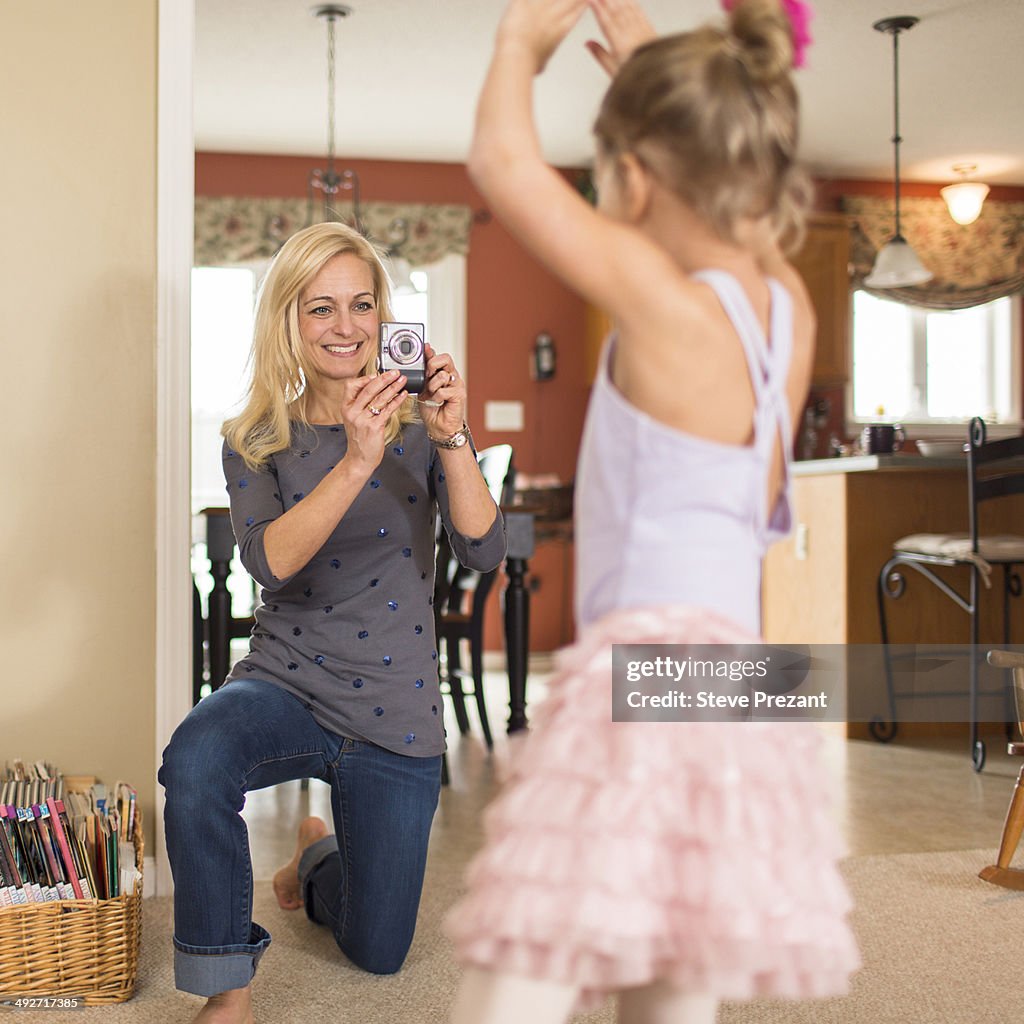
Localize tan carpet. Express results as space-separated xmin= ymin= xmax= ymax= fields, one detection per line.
xmin=64 ymin=847 xmax=1018 ymax=1023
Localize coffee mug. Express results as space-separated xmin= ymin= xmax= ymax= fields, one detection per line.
xmin=861 ymin=423 xmax=905 ymax=455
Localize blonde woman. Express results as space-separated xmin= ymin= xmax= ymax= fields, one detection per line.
xmin=161 ymin=221 xmax=504 ymax=1024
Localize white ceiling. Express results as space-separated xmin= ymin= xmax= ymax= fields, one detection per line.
xmin=195 ymin=0 xmax=1024 ymax=185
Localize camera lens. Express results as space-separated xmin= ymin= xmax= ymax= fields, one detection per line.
xmin=388 ymin=329 xmax=423 ymax=365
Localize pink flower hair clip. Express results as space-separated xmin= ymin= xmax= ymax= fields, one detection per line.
xmin=721 ymin=0 xmax=814 ymax=68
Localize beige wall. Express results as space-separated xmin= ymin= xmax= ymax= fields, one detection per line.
xmin=0 ymin=3 xmax=159 ymax=848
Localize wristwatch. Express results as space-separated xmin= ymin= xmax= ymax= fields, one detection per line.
xmin=429 ymin=423 xmax=472 ymax=450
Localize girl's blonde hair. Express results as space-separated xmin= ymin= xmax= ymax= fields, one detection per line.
xmin=223 ymin=221 xmax=417 ymax=469
xmin=593 ymin=0 xmax=810 ymax=251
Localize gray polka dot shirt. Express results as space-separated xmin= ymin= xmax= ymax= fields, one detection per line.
xmin=221 ymin=420 xmax=506 ymax=757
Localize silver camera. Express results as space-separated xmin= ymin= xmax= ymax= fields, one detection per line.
xmin=379 ymin=321 xmax=426 ymax=394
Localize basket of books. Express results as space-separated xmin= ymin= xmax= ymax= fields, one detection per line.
xmin=0 ymin=767 xmax=143 ymax=1006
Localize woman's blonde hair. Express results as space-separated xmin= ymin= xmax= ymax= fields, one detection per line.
xmin=593 ymin=0 xmax=810 ymax=251
xmin=223 ymin=220 xmax=417 ymax=469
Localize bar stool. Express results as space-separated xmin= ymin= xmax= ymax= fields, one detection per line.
xmin=876 ymin=418 xmax=1024 ymax=770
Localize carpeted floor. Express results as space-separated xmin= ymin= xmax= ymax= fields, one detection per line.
xmin=62 ymin=846 xmax=1019 ymax=1023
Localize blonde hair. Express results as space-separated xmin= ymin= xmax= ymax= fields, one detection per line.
xmin=593 ymin=0 xmax=810 ymax=251
xmin=223 ymin=221 xmax=418 ymax=469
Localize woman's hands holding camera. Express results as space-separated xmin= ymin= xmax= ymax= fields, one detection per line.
xmin=418 ymin=343 xmax=467 ymax=441
xmin=338 ymin=370 xmax=408 ymax=472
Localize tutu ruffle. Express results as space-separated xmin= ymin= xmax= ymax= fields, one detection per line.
xmin=445 ymin=605 xmax=860 ymax=1012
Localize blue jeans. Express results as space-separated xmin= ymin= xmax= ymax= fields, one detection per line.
xmin=159 ymin=678 xmax=442 ymax=997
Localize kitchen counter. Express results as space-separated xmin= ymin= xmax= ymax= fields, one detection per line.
xmin=793 ymin=454 xmax=966 ymax=476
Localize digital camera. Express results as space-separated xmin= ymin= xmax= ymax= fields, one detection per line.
xmin=379 ymin=321 xmax=426 ymax=394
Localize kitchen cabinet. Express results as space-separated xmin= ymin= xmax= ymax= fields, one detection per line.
xmin=790 ymin=214 xmax=851 ymax=386
xmin=762 ymin=457 xmax=1024 ymax=738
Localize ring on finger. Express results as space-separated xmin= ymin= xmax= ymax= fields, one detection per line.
xmin=369 ymin=406 xmax=382 ymax=417
xmin=448 ymin=373 xmax=456 ymax=384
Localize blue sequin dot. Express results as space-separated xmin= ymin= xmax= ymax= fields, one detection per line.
xmin=287 ymin=662 xmax=299 ymax=671
xmin=432 ymin=706 xmax=438 ymax=715
xmin=330 ymin=559 xmax=341 ymax=569
xmin=420 ymin=572 xmax=427 ymax=580
xmin=394 ymin=446 xmax=404 ymax=456
xmin=300 ymin=450 xmax=311 ymax=458
xmin=431 ymin=650 xmax=437 ymax=660
xmin=370 ymin=578 xmax=380 ymax=587
xmin=304 ymin=587 xmax=313 ymax=597
xmin=414 ymin=624 xmax=423 ymax=635
xmin=415 ymin=679 xmax=424 ymax=688
xmin=293 ymin=492 xmax=304 ymax=502
xmin=438 ymin=472 xmax=446 ymax=483
xmin=239 ymin=478 xmax=248 ymax=489
xmin=358 ymin=630 xmax=369 ymax=639
xmin=245 ymin=516 xmax=254 ymax=527
xmin=383 ymin=655 xmax=392 ymax=666
xmin=293 ymin=626 xmax=302 ymax=636
xmin=352 ymin=678 xmax=364 ymax=689
xmin=388 ymin=601 xmax=398 ymax=611
xmin=402 ymin=547 xmax=412 ymax=558
xmin=370 ymin=479 xmax=381 ymax=489
xmin=330 ymin=426 xmax=341 ymax=432
xmin=374 ymin=707 xmax=384 ymax=717
xmin=407 ymin=495 xmax=417 ymax=504
xmin=378 ymin=528 xmax=389 ymax=537
xmin=314 ymin=655 xmax=325 ymax=666
xmin=404 ymin=733 xmax=415 ymax=744
xmin=471 ymin=539 xmax=482 ymax=548
xmin=273 ymin=493 xmax=281 ymax=501
xmin=323 ymin=605 xmax=333 ymax=614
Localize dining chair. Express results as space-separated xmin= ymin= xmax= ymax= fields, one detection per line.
xmin=979 ymin=648 xmax=1024 ymax=888
xmin=876 ymin=418 xmax=1024 ymax=770
xmin=435 ymin=444 xmax=516 ymax=750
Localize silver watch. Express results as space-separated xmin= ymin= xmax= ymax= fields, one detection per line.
xmin=429 ymin=424 xmax=472 ymax=450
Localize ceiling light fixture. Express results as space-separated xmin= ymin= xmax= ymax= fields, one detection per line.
xmin=941 ymin=164 xmax=989 ymax=225
xmin=308 ymin=5 xmax=362 ymax=232
xmin=864 ymin=16 xmax=933 ymax=289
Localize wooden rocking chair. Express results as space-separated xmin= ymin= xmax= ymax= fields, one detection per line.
xmin=979 ymin=648 xmax=1024 ymax=889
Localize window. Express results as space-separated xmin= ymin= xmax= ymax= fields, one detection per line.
xmin=850 ymin=291 xmax=1021 ymax=428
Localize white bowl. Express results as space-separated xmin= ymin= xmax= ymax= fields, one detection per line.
xmin=916 ymin=439 xmax=966 ymax=458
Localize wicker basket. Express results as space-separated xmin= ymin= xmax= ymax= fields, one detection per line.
xmin=0 ymin=811 xmax=144 ymax=1005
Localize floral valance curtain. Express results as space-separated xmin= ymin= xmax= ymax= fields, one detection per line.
xmin=842 ymin=196 xmax=1024 ymax=310
xmin=194 ymin=197 xmax=473 ymax=268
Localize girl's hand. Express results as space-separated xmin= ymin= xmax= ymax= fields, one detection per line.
xmin=496 ymin=0 xmax=589 ymax=74
xmin=585 ymin=0 xmax=656 ymax=77
xmin=418 ymin=343 xmax=467 ymax=439
xmin=339 ymin=370 xmax=408 ymax=472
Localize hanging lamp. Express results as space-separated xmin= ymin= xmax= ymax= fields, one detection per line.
xmin=941 ymin=164 xmax=989 ymax=225
xmin=864 ymin=16 xmax=932 ymax=289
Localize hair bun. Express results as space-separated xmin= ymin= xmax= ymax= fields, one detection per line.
xmin=725 ymin=0 xmax=796 ymax=82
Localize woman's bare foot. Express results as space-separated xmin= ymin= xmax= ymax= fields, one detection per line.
xmin=272 ymin=815 xmax=329 ymax=910
xmin=192 ymin=985 xmax=253 ymax=1024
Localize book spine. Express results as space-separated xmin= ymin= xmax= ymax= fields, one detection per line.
xmin=45 ymin=798 xmax=84 ymax=899
xmin=31 ymin=804 xmax=71 ymax=900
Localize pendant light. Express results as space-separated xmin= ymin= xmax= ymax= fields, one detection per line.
xmin=864 ymin=16 xmax=932 ymax=289
xmin=941 ymin=164 xmax=989 ymax=225
xmin=308 ymin=5 xmax=363 ymax=232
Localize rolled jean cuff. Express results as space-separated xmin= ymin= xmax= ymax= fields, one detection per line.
xmin=173 ymin=923 xmax=271 ymax=996
xmin=297 ymin=834 xmax=338 ymax=889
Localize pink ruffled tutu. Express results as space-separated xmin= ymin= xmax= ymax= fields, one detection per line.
xmin=445 ymin=605 xmax=860 ymax=1012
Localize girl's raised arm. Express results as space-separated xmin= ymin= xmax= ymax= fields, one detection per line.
xmin=469 ymin=0 xmax=667 ymax=318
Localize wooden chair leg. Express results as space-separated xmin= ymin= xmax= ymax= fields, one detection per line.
xmin=445 ymin=637 xmax=471 ymax=736
xmin=470 ymin=637 xmax=493 ymax=750
xmin=979 ymin=764 xmax=1024 ymax=888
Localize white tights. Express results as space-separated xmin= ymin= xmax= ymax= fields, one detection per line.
xmin=451 ymin=968 xmax=718 ymax=1024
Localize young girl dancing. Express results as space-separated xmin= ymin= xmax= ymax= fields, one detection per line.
xmin=446 ymin=0 xmax=859 ymax=1020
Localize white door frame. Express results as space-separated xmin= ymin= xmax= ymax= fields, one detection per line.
xmin=155 ymin=0 xmax=195 ymax=897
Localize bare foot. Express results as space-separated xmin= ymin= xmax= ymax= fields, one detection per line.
xmin=272 ymin=815 xmax=329 ymax=910
xmin=192 ymin=985 xmax=253 ymax=1024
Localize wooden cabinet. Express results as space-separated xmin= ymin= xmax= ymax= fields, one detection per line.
xmin=763 ymin=464 xmax=1024 ymax=738
xmin=790 ymin=214 xmax=851 ymax=386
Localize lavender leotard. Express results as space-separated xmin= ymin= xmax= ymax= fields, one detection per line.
xmin=574 ymin=268 xmax=795 ymax=635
